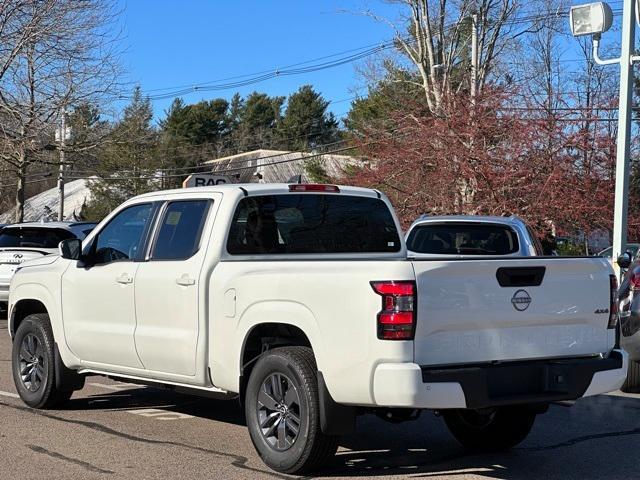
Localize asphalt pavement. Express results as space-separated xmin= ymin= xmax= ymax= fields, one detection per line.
xmin=1 ymin=317 xmax=639 ymax=479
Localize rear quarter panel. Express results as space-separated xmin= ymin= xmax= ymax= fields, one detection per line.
xmin=208 ymin=259 xmax=416 ymax=405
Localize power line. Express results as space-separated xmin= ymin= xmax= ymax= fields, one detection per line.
xmin=117 ymin=7 xmax=600 ymax=103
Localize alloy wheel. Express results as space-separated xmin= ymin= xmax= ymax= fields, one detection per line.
xmin=256 ymin=372 xmax=302 ymax=451
xmin=18 ymin=333 xmax=46 ymax=392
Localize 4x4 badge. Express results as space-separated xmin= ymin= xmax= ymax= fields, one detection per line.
xmin=511 ymin=289 xmax=532 ymax=311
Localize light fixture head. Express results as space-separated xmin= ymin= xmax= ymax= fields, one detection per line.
xmin=569 ymin=2 xmax=614 ymax=37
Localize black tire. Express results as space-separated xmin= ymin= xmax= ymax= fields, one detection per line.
xmin=621 ymin=360 xmax=640 ymax=393
xmin=12 ymin=313 xmax=75 ymax=409
xmin=244 ymin=346 xmax=339 ymax=474
xmin=443 ymin=407 xmax=536 ymax=451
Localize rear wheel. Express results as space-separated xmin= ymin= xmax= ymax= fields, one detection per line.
xmin=245 ymin=346 xmax=339 ymax=474
xmin=443 ymin=407 xmax=536 ymax=451
xmin=621 ymin=360 xmax=640 ymax=393
xmin=12 ymin=314 xmax=75 ymax=409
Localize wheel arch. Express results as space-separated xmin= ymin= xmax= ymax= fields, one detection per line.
xmin=240 ymin=322 xmax=314 ymax=388
xmin=234 ymin=301 xmax=324 ymax=382
xmin=10 ymin=298 xmax=50 ymax=337
xmin=8 ymin=284 xmax=79 ymax=370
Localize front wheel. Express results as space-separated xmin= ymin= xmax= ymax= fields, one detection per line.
xmin=12 ymin=314 xmax=75 ymax=409
xmin=443 ymin=407 xmax=537 ymax=451
xmin=244 ymin=347 xmax=339 ymax=474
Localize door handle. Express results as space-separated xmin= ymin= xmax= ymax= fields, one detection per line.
xmin=116 ymin=273 xmax=133 ymax=284
xmin=176 ymin=274 xmax=196 ymax=286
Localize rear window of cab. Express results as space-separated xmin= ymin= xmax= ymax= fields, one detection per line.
xmin=407 ymin=223 xmax=520 ymax=255
xmin=227 ymin=194 xmax=401 ymax=255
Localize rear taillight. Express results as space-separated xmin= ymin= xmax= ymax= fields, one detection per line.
xmin=371 ymin=281 xmax=416 ymax=340
xmin=609 ymin=274 xmax=619 ymax=329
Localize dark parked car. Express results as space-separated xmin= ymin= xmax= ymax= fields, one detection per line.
xmin=617 ymin=252 xmax=640 ymax=391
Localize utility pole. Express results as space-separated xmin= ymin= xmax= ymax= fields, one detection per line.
xmin=471 ymin=12 xmax=479 ymax=105
xmin=611 ymin=0 xmax=636 ymax=275
xmin=56 ymin=109 xmax=70 ymax=222
xmin=569 ymin=0 xmax=637 ymax=276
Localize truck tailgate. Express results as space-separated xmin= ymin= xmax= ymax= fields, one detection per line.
xmin=411 ymin=257 xmax=614 ymax=366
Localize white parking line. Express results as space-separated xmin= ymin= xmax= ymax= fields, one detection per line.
xmin=127 ymin=408 xmax=195 ymax=420
xmin=88 ymin=382 xmax=142 ymax=391
xmin=0 ymin=390 xmax=20 ymax=399
xmin=0 ymin=385 xmax=194 ymax=420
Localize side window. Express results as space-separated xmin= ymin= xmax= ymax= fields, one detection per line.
xmin=151 ymin=200 xmax=210 ymax=260
xmin=92 ymin=203 xmax=153 ymax=265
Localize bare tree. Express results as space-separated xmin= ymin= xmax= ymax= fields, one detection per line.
xmin=0 ymin=0 xmax=122 ymax=222
xmin=365 ymin=0 xmax=516 ymax=113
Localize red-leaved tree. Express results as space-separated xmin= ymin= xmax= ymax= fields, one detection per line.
xmin=346 ymin=90 xmax=626 ymax=242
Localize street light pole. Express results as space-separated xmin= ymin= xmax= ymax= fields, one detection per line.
xmin=611 ymin=0 xmax=636 ymax=276
xmin=570 ymin=0 xmax=638 ymax=276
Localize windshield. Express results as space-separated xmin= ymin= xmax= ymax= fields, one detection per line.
xmin=407 ymin=223 xmax=520 ymax=255
xmin=0 ymin=227 xmax=75 ymax=249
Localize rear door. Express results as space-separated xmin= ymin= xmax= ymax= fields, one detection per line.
xmin=411 ymin=257 xmax=614 ymax=366
xmin=134 ymin=198 xmax=215 ymax=377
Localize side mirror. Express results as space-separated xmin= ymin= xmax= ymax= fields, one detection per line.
xmin=59 ymin=238 xmax=82 ymax=260
xmin=617 ymin=251 xmax=633 ymax=270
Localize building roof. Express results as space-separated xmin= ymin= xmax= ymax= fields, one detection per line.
xmin=0 ymin=178 xmax=92 ymax=223
xmin=203 ymin=149 xmax=358 ymax=184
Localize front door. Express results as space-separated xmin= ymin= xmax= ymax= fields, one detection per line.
xmin=134 ymin=199 xmax=212 ymax=376
xmin=61 ymin=202 xmax=155 ymax=368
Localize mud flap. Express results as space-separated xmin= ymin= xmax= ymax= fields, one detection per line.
xmin=318 ymin=371 xmax=356 ymax=435
xmin=54 ymin=343 xmax=85 ymax=391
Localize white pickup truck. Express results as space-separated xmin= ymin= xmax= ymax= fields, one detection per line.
xmin=7 ymin=183 xmax=627 ymax=474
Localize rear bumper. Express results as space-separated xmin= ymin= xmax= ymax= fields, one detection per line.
xmin=372 ymin=350 xmax=627 ymax=410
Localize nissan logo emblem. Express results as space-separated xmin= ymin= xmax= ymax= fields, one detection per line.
xmin=511 ymin=289 xmax=532 ymax=311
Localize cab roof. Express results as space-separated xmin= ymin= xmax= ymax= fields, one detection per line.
xmin=133 ymin=183 xmax=383 ymax=200
xmin=410 ymin=214 xmax=526 ymax=227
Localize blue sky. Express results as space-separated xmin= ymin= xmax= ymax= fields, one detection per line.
xmin=116 ymin=1 xmax=402 ymax=123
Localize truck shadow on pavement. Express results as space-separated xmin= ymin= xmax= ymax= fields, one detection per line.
xmin=62 ymin=383 xmax=640 ymax=479
xmin=322 ymin=393 xmax=640 ymax=479
xmin=65 ymin=385 xmax=246 ymax=426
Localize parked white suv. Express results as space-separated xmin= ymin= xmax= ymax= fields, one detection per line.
xmin=0 ymin=222 xmax=95 ymax=309
xmin=406 ymin=215 xmax=545 ymax=257
xmin=8 ymin=184 xmax=627 ymax=474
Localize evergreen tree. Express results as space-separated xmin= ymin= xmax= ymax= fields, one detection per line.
xmin=66 ymin=103 xmax=109 ymax=174
xmin=233 ymin=92 xmax=284 ymax=152
xmin=158 ymin=97 xmax=231 ymax=188
xmin=345 ymin=73 xmax=426 ymax=136
xmin=85 ymin=87 xmax=159 ymax=220
xmin=276 ymin=85 xmax=339 ymax=151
